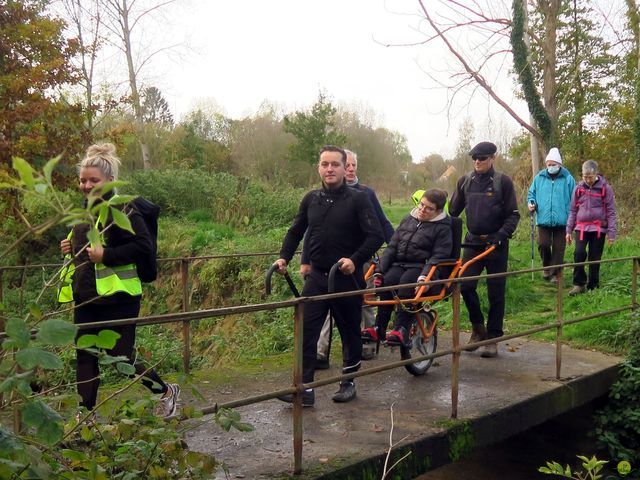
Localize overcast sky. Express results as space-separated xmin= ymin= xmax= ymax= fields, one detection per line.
xmin=154 ymin=0 xmax=526 ymax=161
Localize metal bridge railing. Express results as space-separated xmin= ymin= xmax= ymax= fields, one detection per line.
xmin=0 ymin=254 xmax=638 ymax=474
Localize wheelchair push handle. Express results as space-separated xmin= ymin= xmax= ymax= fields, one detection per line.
xmin=265 ymin=262 xmax=301 ymax=297
xmin=458 ymin=243 xmax=497 ymax=277
xmin=327 ymin=260 xmax=344 ymax=294
xmin=461 ymin=242 xmax=496 ymax=250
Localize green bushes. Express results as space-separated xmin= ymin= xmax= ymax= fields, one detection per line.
xmin=123 ymin=169 xmax=302 ymax=229
xmin=595 ymin=318 xmax=640 ymax=470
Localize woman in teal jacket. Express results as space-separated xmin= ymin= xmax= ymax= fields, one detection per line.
xmin=526 ymin=148 xmax=576 ymax=281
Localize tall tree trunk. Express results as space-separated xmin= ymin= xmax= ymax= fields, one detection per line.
xmin=540 ymin=0 xmax=560 ymax=140
xmin=571 ymin=0 xmax=586 ymax=161
xmin=626 ymin=0 xmax=640 ymax=162
xmin=120 ymin=0 xmax=151 ymax=169
xmin=524 ymin=2 xmax=542 ymax=175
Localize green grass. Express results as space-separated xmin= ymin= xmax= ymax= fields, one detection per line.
xmin=379 ymin=201 xmax=639 ymax=354
xmin=4 ymin=194 xmax=637 ymax=380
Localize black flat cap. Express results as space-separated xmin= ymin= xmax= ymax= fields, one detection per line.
xmin=469 ymin=141 xmax=497 ymax=157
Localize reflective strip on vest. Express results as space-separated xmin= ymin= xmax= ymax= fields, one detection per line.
xmin=57 ymin=227 xmax=143 ymax=302
xmin=57 ymin=256 xmax=75 ymax=303
xmin=94 ymin=263 xmax=142 ymax=297
xmin=58 ymin=230 xmax=75 ymax=303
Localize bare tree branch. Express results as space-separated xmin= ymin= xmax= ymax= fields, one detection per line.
xmin=417 ymin=0 xmax=541 ymax=140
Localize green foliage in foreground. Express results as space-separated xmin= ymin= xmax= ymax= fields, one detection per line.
xmin=594 ymin=318 xmax=640 ymax=471
xmin=539 ymin=455 xmax=608 ymax=480
xmin=1 ymin=159 xmax=258 ymax=479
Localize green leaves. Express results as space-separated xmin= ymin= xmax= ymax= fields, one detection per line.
xmin=36 ymin=319 xmax=77 ymax=346
xmin=77 ymin=330 xmax=121 ymax=349
xmin=539 ymin=456 xmax=609 ymax=479
xmin=12 ymin=157 xmax=36 ymax=189
xmin=0 ymin=425 xmax=22 ymax=456
xmin=2 ymin=318 xmax=31 ymax=350
xmin=16 ymin=348 xmax=63 ymax=370
xmin=21 ymin=400 xmax=63 ymax=445
xmin=42 ymin=155 xmax=61 ymax=184
xmin=110 ymin=207 xmax=134 ymax=234
xmin=214 ymin=408 xmax=254 ymax=433
xmin=3 ymin=318 xmax=74 ymax=372
xmin=116 ymin=362 xmax=136 ymax=375
xmin=87 ymin=225 xmax=101 ymax=249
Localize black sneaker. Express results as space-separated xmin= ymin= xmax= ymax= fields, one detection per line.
xmin=277 ymin=389 xmax=315 ymax=407
xmin=332 ymin=381 xmax=356 ymax=403
xmin=315 ymin=357 xmax=330 ymax=370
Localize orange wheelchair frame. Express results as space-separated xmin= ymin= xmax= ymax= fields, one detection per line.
xmin=361 ymin=231 xmax=496 ymax=376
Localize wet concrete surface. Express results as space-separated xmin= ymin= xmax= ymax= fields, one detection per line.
xmin=182 ymin=332 xmax=621 ymax=479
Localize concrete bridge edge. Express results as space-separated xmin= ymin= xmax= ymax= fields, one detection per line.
xmin=304 ymin=363 xmax=621 ymax=480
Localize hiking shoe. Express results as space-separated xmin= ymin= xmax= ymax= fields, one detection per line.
xmin=361 ymin=327 xmax=380 ymax=342
xmin=466 ymin=323 xmax=487 ymax=351
xmin=386 ymin=327 xmax=411 ymax=349
xmin=480 ymin=343 xmax=498 ymax=358
xmin=277 ymin=389 xmax=315 ymax=407
xmin=156 ymin=383 xmax=181 ymax=419
xmin=548 ymin=276 xmax=558 ymax=284
xmin=332 ymin=381 xmax=356 ymax=403
xmin=315 ymin=357 xmax=330 ymax=370
xmin=569 ymin=285 xmax=586 ymax=296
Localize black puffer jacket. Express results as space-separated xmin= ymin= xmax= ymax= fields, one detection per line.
xmin=378 ymin=213 xmax=453 ymax=278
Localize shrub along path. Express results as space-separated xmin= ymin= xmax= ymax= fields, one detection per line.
xmin=182 ymin=331 xmax=621 ymax=479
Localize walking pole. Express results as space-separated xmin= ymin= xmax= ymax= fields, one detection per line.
xmin=529 ymin=202 xmax=536 ymax=280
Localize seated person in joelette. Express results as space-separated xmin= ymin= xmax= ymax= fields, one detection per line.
xmin=363 ymin=188 xmax=453 ymax=347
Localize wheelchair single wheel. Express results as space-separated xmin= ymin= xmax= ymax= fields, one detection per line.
xmin=401 ymin=310 xmax=437 ymax=376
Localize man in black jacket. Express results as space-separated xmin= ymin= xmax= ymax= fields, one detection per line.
xmin=301 ymin=148 xmax=394 ymax=368
xmin=449 ymin=141 xmax=520 ymax=358
xmin=274 ymin=145 xmax=383 ymax=406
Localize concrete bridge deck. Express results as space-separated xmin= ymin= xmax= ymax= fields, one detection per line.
xmin=184 ymin=332 xmax=621 ymax=479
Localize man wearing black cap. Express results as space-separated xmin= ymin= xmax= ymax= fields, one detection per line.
xmin=448 ymin=141 xmax=520 ymax=357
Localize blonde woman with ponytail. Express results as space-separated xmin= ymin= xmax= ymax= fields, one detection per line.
xmin=59 ymin=143 xmax=180 ymax=418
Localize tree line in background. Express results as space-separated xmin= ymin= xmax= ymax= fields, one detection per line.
xmin=1 ymin=0 xmax=639 ymax=211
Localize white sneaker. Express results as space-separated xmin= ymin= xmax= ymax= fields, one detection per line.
xmin=74 ymin=410 xmax=97 ymax=425
xmin=156 ymin=383 xmax=181 ymax=419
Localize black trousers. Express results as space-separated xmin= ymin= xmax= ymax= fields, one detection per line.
xmin=460 ymin=243 xmax=509 ymax=339
xmin=301 ymin=269 xmax=363 ymax=384
xmin=74 ymin=300 xmax=167 ymax=410
xmin=375 ymin=265 xmax=422 ymax=334
xmin=572 ymin=231 xmax=606 ymax=289
xmin=537 ymin=226 xmax=567 ymax=277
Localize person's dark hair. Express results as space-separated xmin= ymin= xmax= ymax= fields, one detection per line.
xmin=319 ymin=145 xmax=347 ymax=165
xmin=423 ymin=188 xmax=447 ymax=211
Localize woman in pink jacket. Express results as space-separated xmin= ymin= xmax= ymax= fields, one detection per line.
xmin=566 ymin=160 xmax=617 ymax=295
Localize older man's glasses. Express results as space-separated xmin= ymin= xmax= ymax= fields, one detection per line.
xmin=472 ymin=155 xmax=491 ymax=162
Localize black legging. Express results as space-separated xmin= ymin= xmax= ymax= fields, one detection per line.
xmin=74 ymin=300 xmax=167 ymax=410
xmin=375 ymin=265 xmax=422 ymax=334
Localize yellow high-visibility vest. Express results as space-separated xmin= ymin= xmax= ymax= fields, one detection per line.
xmin=57 ymin=214 xmax=142 ymax=303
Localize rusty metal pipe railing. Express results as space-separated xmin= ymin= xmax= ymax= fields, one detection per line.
xmin=1 ymin=255 xmax=638 ymax=475
xmin=198 ymin=302 xmax=635 ymax=413
xmin=556 ymin=268 xmax=564 ymax=380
